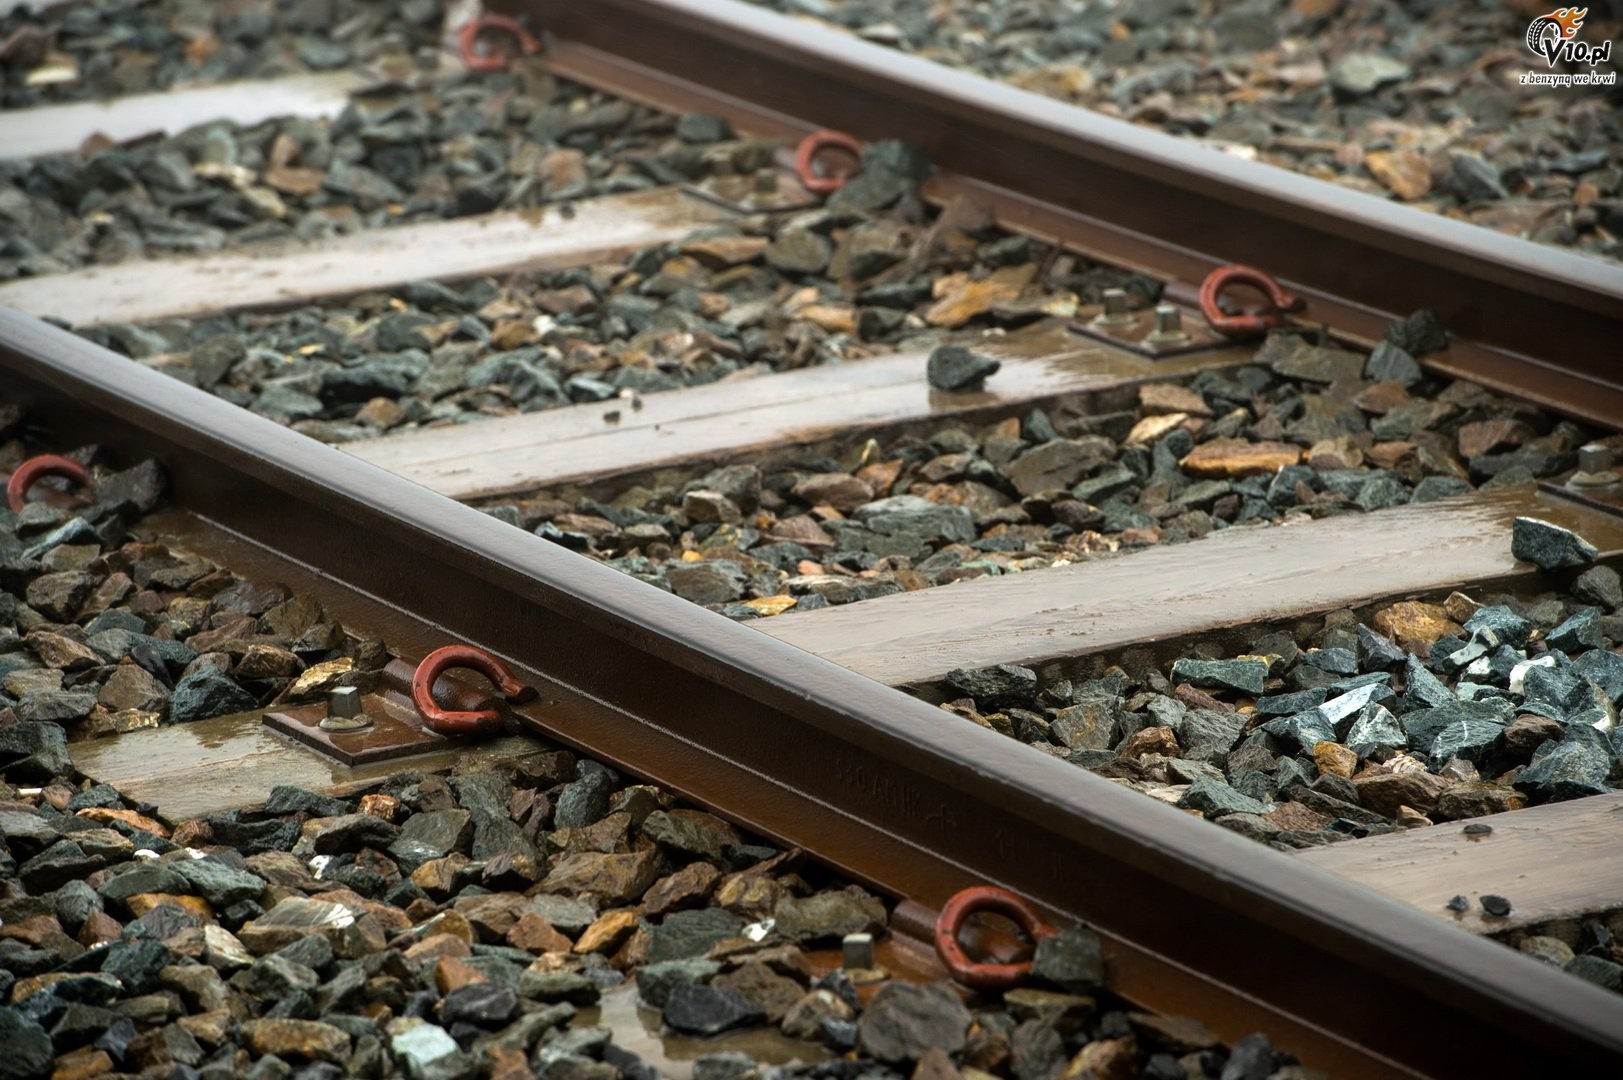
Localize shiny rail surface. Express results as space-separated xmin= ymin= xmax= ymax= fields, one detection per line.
xmin=6 ymin=310 xmax=1623 ymax=1077
xmin=497 ymin=0 xmax=1623 ymax=428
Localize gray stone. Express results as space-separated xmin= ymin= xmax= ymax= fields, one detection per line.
xmin=944 ymin=663 xmax=1037 ymax=708
xmin=1003 ymin=437 xmax=1116 ymax=497
xmin=388 ymin=809 xmax=472 ymax=869
xmin=1448 ymin=153 xmax=1508 ymax=202
xmin=773 ymin=889 xmax=885 ymax=945
xmin=1512 ymin=517 xmax=1596 ymax=571
xmin=1260 ymin=709 xmax=1337 ymax=752
xmin=664 ymin=561 xmax=747 ymax=606
xmin=635 ymin=958 xmax=720 ymax=1009
xmin=1030 ymin=925 xmax=1104 ymax=993
xmin=1514 ymin=739 xmax=1612 ymax=802
xmin=553 ymin=763 xmax=617 ymax=830
xmin=766 ymin=229 xmax=831 ymax=275
xmin=1178 ymin=776 xmax=1266 ymax=818
xmin=856 ymin=981 xmax=970 ymax=1064
xmin=242 ymin=953 xmax=319 ymax=999
xmin=1573 ymin=566 xmax=1623 ymax=611
xmin=172 ymin=858 xmax=266 ymax=907
xmin=0 ymin=1008 xmax=52 ymax=1080
xmin=1174 ymin=710 xmax=1245 ymax=764
xmin=1344 ymin=702 xmax=1407 ymax=750
xmin=1363 ymin=342 xmax=1422 ymax=387
xmin=441 ymin=983 xmax=518 ymax=1028
xmin=1566 ymin=955 xmax=1623 ymax=993
xmin=1401 ymin=656 xmax=1456 ymax=711
xmin=0 ymin=722 xmax=71 ymax=783
xmin=15 ymin=690 xmax=97 ymax=724
xmin=645 ymin=907 xmax=744 ymax=965
xmin=1328 ymin=53 xmax=1410 ymax=96
xmin=169 ymin=668 xmax=256 ymax=724
xmin=1170 ymin=658 xmax=1266 ymax=696
xmin=661 ymin=982 xmax=764 ymax=1036
xmin=1464 ymin=605 xmax=1532 ymax=648
xmin=1548 ymin=609 xmax=1603 ymax=653
xmin=925 ymin=345 xmax=999 ymax=392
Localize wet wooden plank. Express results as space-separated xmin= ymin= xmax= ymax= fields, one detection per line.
xmin=0 ymin=71 xmax=368 ymax=160
xmin=760 ymin=486 xmax=1623 ymax=689
xmin=349 ymin=326 xmax=1251 ymax=501
xmin=0 ymin=186 xmax=728 ymax=325
xmin=69 ymin=711 xmax=540 ymax=819
xmin=1298 ymin=793 xmax=1623 ymax=935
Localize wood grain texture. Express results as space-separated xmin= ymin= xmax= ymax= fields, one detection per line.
xmin=349 ymin=327 xmax=1251 ymax=500
xmin=0 ymin=187 xmax=727 ymax=325
xmin=0 ymin=71 xmax=367 ymax=159
xmin=759 ymin=486 xmax=1623 ymax=688
xmin=1298 ymin=792 xmax=1623 ymax=934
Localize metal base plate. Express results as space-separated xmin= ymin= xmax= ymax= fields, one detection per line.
xmin=262 ymin=696 xmax=449 ymax=767
xmin=1068 ymin=303 xmax=1229 ymax=358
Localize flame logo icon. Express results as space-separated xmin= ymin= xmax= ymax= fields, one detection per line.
xmin=1527 ymin=7 xmax=1595 ymax=65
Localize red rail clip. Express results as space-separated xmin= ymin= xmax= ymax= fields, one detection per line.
xmin=6 ymin=454 xmax=93 ymax=512
xmin=1199 ymin=264 xmax=1302 ymax=337
xmin=934 ymin=885 xmax=1057 ymax=990
xmin=794 ymin=130 xmax=864 ymax=195
xmin=458 ymin=14 xmax=541 ymax=73
xmin=411 ymin=645 xmax=537 ymax=737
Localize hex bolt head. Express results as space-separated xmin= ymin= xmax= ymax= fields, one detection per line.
xmin=1570 ymin=444 xmax=1619 ymax=488
xmin=842 ymin=932 xmax=875 ymax=970
xmin=1145 ymin=303 xmax=1192 ymax=346
xmin=329 ymin=686 xmax=362 ymax=718
xmin=319 ymin=686 xmax=371 ymax=731
xmin=1092 ymin=287 xmax=1137 ymax=328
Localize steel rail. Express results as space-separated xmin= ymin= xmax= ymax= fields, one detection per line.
xmin=498 ymin=0 xmax=1623 ymax=428
xmin=5 ymin=312 xmax=1623 ymax=1075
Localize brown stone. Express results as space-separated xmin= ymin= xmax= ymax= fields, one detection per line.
xmin=411 ymin=853 xmax=470 ymax=896
xmin=1062 ymin=1035 xmax=1139 ymax=1080
xmin=1365 ymin=440 xmax=1418 ymax=469
xmin=1118 ymin=725 xmax=1179 ymax=760
xmin=644 ymin=861 xmax=722 ymax=918
xmin=539 ymin=849 xmax=661 ymax=905
xmin=1373 ymin=601 xmax=1462 ymax=649
xmin=1353 ymin=380 xmax=1413 ymax=415
xmin=176 ymin=1009 xmax=233 ymax=1047
xmin=78 ymin=909 xmax=123 ymax=947
xmin=1172 ymin=683 xmax=1232 ymax=714
xmin=1138 ymin=383 xmax=1212 ymax=418
xmin=1306 ymin=436 xmax=1363 ymax=471
xmin=713 ymin=961 xmax=805 ymax=1023
xmin=791 ymin=473 xmax=873 ymax=513
xmin=1457 ymin=418 xmax=1534 ymax=460
xmin=1353 ymin=770 xmax=1452 ymax=817
xmin=435 ymin=955 xmax=488 ymax=994
xmin=1311 ymin=740 xmax=1358 ymax=780
xmin=403 ymin=933 xmax=471 ymax=965
xmin=1434 ymin=782 xmax=1527 ymax=821
xmin=1364 ymin=149 xmax=1432 ymax=201
xmin=0 ymin=914 xmax=64 ymax=946
xmin=24 ymin=630 xmax=102 ymax=670
xmin=76 ymin=806 xmax=169 ymax=837
xmin=50 ymin=1046 xmax=115 ymax=1080
xmin=507 ymin=911 xmax=574 ymax=954
xmin=127 ymin=894 xmax=214 ymax=921
xmin=912 ymin=1046 xmax=962 ymax=1080
xmin=234 ymin=644 xmax=304 ymax=679
xmin=357 ymin=793 xmax=400 ymax=822
xmin=574 ymin=909 xmax=639 ymax=955
xmin=240 ymin=1018 xmax=350 ymax=1063
xmin=1502 ymin=714 xmax=1565 ymax=759
xmin=682 ymin=234 xmax=770 ymax=268
xmin=1261 ymin=801 xmax=1333 ymax=832
xmin=714 ymin=870 xmax=787 ymax=921
xmin=453 ymin=893 xmax=529 ymax=942
xmin=1441 ymin=591 xmax=1480 ymax=624
xmin=486 ymin=1046 xmax=537 ymax=1080
xmin=1179 ymin=439 xmax=1303 ymax=478
xmin=1123 ymin=413 xmax=1188 ymax=448
xmin=924 ymin=267 xmax=1028 ymax=327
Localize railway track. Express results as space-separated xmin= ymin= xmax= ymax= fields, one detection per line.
xmin=3 ymin=2 xmax=1623 ymax=1078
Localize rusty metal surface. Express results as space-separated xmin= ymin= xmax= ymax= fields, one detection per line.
xmin=6 ymin=311 xmax=1623 ymax=1076
xmin=502 ymin=0 xmax=1623 ymax=428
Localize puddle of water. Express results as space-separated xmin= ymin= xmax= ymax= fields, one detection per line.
xmin=575 ymin=982 xmax=829 ymax=1079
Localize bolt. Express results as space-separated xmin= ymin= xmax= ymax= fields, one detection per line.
xmin=319 ymin=686 xmax=371 ymax=731
xmin=842 ymin=932 xmax=875 ymax=971
xmin=1570 ymin=444 xmax=1618 ymax=488
xmin=1144 ymin=303 xmax=1191 ymax=346
xmin=1091 ymin=287 xmax=1137 ymax=328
